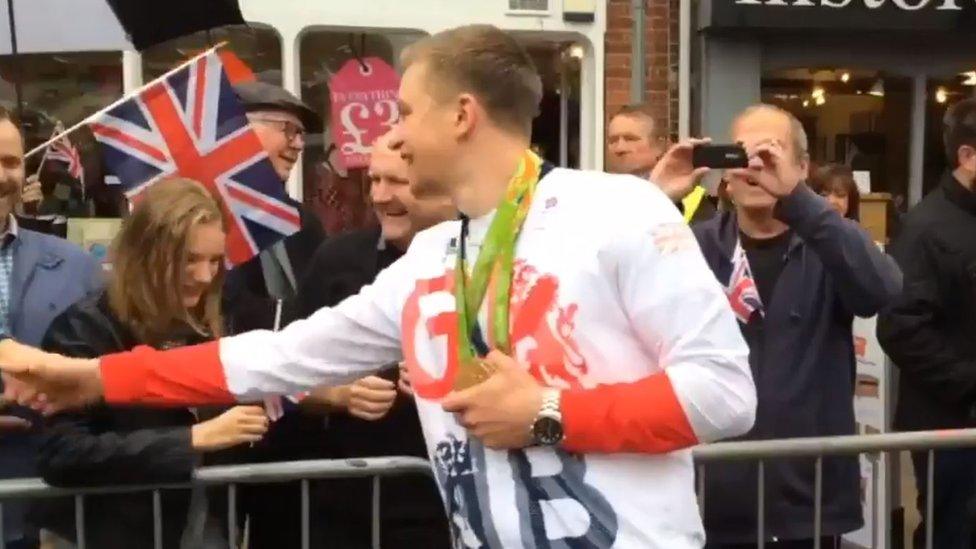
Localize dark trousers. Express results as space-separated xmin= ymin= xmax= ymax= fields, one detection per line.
xmin=911 ymin=448 xmax=976 ymax=549
xmin=706 ymin=538 xmax=839 ymax=549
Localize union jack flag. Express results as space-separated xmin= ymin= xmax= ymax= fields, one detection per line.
xmin=264 ymin=392 xmax=310 ymax=422
xmin=725 ymin=239 xmax=763 ymax=324
xmin=89 ymin=49 xmax=300 ymax=267
xmin=45 ymin=122 xmax=85 ymax=196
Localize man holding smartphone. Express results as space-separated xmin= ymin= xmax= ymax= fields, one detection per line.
xmin=662 ymin=104 xmax=901 ymax=548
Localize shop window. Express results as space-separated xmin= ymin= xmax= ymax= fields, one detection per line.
xmin=923 ymin=73 xmax=973 ymax=198
xmin=761 ymin=69 xmax=911 ymax=200
xmin=299 ymin=30 xmax=424 ymax=237
xmin=762 ymin=68 xmax=914 ymax=241
xmin=299 ymin=30 xmax=581 ymax=238
xmin=141 ymin=24 xmax=282 ymax=84
xmin=525 ymin=41 xmax=581 ymax=170
xmin=0 ymin=51 xmax=124 ymax=220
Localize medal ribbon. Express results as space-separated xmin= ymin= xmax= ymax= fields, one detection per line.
xmin=454 ymin=149 xmax=542 ymax=368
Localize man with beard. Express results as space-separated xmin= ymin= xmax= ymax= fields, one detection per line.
xmin=0 ymin=107 xmax=102 ymax=549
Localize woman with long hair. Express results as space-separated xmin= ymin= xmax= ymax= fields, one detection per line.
xmin=810 ymin=163 xmax=861 ymax=221
xmin=31 ymin=178 xmax=269 ymax=549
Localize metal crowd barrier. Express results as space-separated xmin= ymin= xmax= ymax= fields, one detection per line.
xmin=693 ymin=428 xmax=976 ymax=549
xmin=0 ymin=456 xmax=432 ymax=549
xmin=3 ymin=430 xmax=976 ymax=549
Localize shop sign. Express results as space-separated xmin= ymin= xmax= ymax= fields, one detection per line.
xmin=704 ymin=0 xmax=976 ymax=31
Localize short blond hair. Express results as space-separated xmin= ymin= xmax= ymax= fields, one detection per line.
xmin=109 ymin=178 xmax=225 ymax=345
xmin=402 ymin=24 xmax=543 ymax=136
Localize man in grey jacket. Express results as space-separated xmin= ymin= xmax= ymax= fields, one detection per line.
xmin=0 ymin=107 xmax=102 ymax=549
xmin=665 ymin=104 xmax=902 ymax=548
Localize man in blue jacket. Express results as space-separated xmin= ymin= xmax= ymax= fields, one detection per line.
xmin=0 ymin=107 xmax=103 ymax=549
xmin=666 ymin=104 xmax=902 ymax=548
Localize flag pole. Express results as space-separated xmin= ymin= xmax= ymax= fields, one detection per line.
xmin=33 ymin=124 xmax=61 ymax=178
xmin=24 ymin=42 xmax=228 ymax=160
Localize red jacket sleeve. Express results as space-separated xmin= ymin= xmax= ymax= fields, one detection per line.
xmin=560 ymin=372 xmax=698 ymax=454
xmin=100 ymin=341 xmax=236 ymax=405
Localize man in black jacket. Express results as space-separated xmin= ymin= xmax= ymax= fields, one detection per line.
xmin=878 ymin=99 xmax=976 ymax=549
xmin=665 ymin=104 xmax=901 ymax=547
xmin=222 ymin=81 xmax=325 ymax=333
xmin=240 ymin=132 xmax=455 ymax=549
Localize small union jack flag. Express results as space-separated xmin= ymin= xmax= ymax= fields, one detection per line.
xmin=89 ymin=49 xmax=300 ymax=267
xmin=46 ymin=122 xmax=85 ymax=196
xmin=725 ymin=239 xmax=763 ymax=324
xmin=264 ymin=392 xmax=310 ymax=422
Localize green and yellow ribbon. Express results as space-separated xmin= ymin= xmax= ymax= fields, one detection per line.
xmin=453 ymin=150 xmax=542 ymax=389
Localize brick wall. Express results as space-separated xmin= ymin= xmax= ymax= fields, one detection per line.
xmin=605 ymin=0 xmax=681 ymax=140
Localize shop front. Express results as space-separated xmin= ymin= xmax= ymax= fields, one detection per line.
xmin=694 ymin=0 xmax=976 ymax=219
xmin=694 ymin=2 xmax=976 ymax=546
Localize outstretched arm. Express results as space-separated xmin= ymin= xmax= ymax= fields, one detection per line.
xmin=1 ymin=253 xmax=417 ymax=411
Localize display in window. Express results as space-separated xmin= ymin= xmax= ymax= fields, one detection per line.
xmin=329 ymin=56 xmax=400 ymax=171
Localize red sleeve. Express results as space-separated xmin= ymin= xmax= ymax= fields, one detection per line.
xmin=560 ymin=372 xmax=698 ymax=454
xmin=100 ymin=341 xmax=236 ymax=406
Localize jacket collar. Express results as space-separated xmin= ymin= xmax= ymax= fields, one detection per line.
xmin=941 ymin=171 xmax=976 ymax=217
xmin=715 ymin=210 xmax=803 ymax=262
xmin=9 ymin=229 xmax=65 ymax=325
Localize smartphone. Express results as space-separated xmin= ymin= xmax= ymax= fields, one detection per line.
xmin=692 ymin=144 xmax=748 ymax=169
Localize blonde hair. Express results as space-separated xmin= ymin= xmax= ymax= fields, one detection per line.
xmin=401 ymin=24 xmax=542 ymax=136
xmin=108 ymin=178 xmax=226 ymax=345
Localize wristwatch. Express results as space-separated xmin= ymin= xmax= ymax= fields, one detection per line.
xmin=531 ymin=388 xmax=564 ymax=446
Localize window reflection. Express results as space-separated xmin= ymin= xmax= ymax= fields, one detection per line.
xmin=0 ymin=51 xmax=124 ymax=220
xmin=141 ymin=24 xmax=282 ymax=84
xmin=299 ymin=30 xmax=423 ymax=237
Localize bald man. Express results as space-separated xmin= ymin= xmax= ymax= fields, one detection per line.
xmin=239 ymin=133 xmax=455 ymax=549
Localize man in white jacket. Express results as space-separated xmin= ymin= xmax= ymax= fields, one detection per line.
xmin=2 ymin=25 xmax=755 ymax=549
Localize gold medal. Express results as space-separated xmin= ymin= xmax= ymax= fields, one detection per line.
xmin=454 ymin=358 xmax=496 ymax=391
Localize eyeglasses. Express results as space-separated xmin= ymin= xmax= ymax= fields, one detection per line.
xmin=250 ymin=117 xmax=306 ymax=143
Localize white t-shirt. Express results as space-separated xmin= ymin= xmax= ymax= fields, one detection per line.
xmin=211 ymin=168 xmax=754 ymax=548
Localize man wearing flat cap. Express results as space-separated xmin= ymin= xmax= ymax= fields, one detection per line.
xmin=223 ymin=81 xmax=326 ymax=334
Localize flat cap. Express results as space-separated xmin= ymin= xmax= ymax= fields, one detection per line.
xmin=233 ymin=81 xmax=322 ymax=133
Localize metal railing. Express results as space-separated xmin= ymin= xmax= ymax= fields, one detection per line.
xmin=692 ymin=428 xmax=976 ymax=549
xmin=0 ymin=456 xmax=432 ymax=549
xmin=3 ymin=429 xmax=976 ymax=549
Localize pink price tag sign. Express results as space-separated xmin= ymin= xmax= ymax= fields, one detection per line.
xmin=329 ymin=57 xmax=401 ymax=170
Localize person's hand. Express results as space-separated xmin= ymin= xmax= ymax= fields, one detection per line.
xmin=22 ymin=175 xmax=42 ymax=207
xmin=304 ymin=376 xmax=398 ymax=420
xmin=650 ymin=138 xmax=712 ymax=201
xmin=191 ymin=405 xmax=269 ymax=452
xmin=745 ymin=139 xmax=803 ymax=198
xmin=441 ymin=350 xmax=543 ymax=450
xmin=398 ymin=362 xmax=413 ymax=397
xmin=0 ymin=339 xmax=103 ymax=415
xmin=344 ymin=376 xmax=398 ymax=421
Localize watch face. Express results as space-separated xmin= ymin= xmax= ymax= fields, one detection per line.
xmin=533 ymin=416 xmax=564 ymax=446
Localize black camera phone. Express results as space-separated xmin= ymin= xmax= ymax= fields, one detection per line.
xmin=692 ymin=144 xmax=748 ymax=169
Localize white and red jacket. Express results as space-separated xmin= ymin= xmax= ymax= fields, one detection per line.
xmin=100 ymin=168 xmax=755 ymax=548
